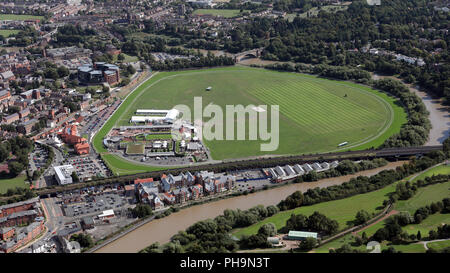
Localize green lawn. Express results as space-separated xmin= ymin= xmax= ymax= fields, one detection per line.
xmin=412 ymin=164 xmax=450 ymax=182
xmin=286 ymin=5 xmax=349 ymax=22
xmin=101 ymin=154 xmax=172 ymax=176
xmin=0 ymin=14 xmax=44 ymax=21
xmin=427 ymin=240 xmax=450 ymax=251
xmin=136 ymin=134 xmax=172 ymax=140
xmin=0 ymin=29 xmax=19 ymax=37
xmin=358 ymin=180 xmax=450 ymax=238
xmin=0 ymin=175 xmax=29 ymax=194
xmin=193 ymin=9 xmax=248 ymax=18
xmin=395 ymin=180 xmax=450 ymax=214
xmin=93 ymin=66 xmax=405 ymax=174
xmin=232 ymin=182 xmax=397 ymax=238
xmin=315 ymin=232 xmax=427 ymax=253
xmin=114 ymin=53 xmax=139 ymax=63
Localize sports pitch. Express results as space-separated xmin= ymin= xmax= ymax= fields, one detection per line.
xmin=93 ymin=66 xmax=406 ymax=171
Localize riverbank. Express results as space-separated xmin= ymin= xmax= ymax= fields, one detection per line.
xmin=94 ymin=160 xmax=407 ymax=253
xmin=371 ymin=73 xmax=449 ymax=145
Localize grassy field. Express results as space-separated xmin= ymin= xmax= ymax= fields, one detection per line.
xmin=93 ymin=66 xmax=405 ymax=173
xmin=313 ymin=172 xmax=449 ymax=254
xmin=113 ymin=53 xmax=139 ymax=63
xmin=0 ymin=175 xmax=28 ymax=194
xmin=286 ymin=5 xmax=349 ymax=22
xmin=395 ymin=180 xmax=450 ymax=214
xmin=0 ymin=29 xmax=19 ymax=37
xmin=0 ymin=14 xmax=44 ymax=21
xmin=412 ymin=164 xmax=450 ymax=182
xmin=101 ymin=154 xmax=171 ymax=176
xmin=356 ymin=179 xmax=450 ymax=238
xmin=232 ymin=182 xmax=397 ymax=238
xmin=313 ymin=233 xmax=426 ymax=253
xmin=427 ymin=240 xmax=450 ymax=251
xmin=193 ymin=9 xmax=248 ymax=18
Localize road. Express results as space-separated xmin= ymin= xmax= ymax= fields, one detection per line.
xmin=34 ymin=144 xmax=65 ymax=189
xmin=32 ymin=145 xmax=442 ymax=198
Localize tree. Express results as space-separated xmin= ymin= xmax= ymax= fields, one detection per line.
xmin=118 ymin=53 xmax=125 ymax=61
xmin=71 ymin=171 xmax=80 ymax=183
xmin=417 ymin=230 xmax=421 ymax=240
xmin=57 ymin=66 xmax=70 ymax=78
xmin=8 ymin=161 xmax=24 ymax=176
xmin=132 ymin=204 xmax=153 ymax=218
xmin=355 ymin=210 xmax=371 ymax=225
xmin=258 ymin=223 xmax=277 ymax=237
xmin=127 ymin=65 xmax=136 ymax=75
xmin=120 ymin=78 xmax=130 ymax=86
xmin=444 ymin=137 xmax=450 ymax=157
xmin=299 ymin=237 xmax=317 ymax=251
xmin=70 ymin=233 xmax=93 ymax=248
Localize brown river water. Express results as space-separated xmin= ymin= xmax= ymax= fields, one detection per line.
xmin=95 ymin=161 xmax=407 ymax=253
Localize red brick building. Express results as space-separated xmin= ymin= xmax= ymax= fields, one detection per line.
xmin=0 ymin=90 xmax=10 ymax=102
xmin=74 ymin=142 xmax=89 ymax=155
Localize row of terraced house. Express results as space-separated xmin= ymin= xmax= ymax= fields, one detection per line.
xmin=0 ymin=197 xmax=44 ymax=253
xmin=134 ymin=171 xmax=235 ymax=209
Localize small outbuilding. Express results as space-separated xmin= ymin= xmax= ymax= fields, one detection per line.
xmin=287 ymin=231 xmax=318 ymax=241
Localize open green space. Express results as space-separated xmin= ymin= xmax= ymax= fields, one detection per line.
xmin=395 ymin=179 xmax=450 ymax=214
xmin=427 ymin=240 xmax=450 ymax=251
xmin=93 ymin=66 xmax=405 ymax=174
xmin=0 ymin=14 xmax=44 ymax=21
xmin=358 ymin=179 xmax=450 ymax=238
xmin=0 ymin=29 xmax=19 ymax=37
xmin=0 ymin=175 xmax=28 ymax=194
xmin=412 ymin=164 xmax=450 ymax=182
xmin=286 ymin=5 xmax=349 ymax=22
xmin=232 ymin=182 xmax=396 ymax=238
xmin=101 ymin=154 xmax=171 ymax=176
xmin=193 ymin=9 xmax=248 ymax=18
xmin=113 ymin=53 xmax=139 ymax=63
xmin=313 ymin=233 xmax=426 ymax=253
xmin=136 ymin=134 xmax=172 ymax=140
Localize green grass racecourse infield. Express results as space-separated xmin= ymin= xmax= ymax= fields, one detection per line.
xmin=93 ymin=66 xmax=406 ymax=173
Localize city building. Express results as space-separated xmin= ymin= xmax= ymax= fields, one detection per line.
xmin=54 ymin=165 xmax=75 ymax=185
xmin=77 ymin=62 xmax=120 ymax=85
xmin=2 ymin=113 xmax=19 ymax=125
xmin=17 ymin=119 xmax=38 ymax=135
xmin=0 ymin=90 xmax=11 ymax=102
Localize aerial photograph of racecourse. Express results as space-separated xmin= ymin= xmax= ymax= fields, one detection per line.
xmin=0 ymin=0 xmax=448 ymax=262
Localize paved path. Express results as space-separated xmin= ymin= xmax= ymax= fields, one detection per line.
xmin=416 ymin=238 xmax=450 ymax=250
xmin=407 ymin=162 xmax=445 ymax=183
xmin=352 ymin=210 xmax=399 ymax=237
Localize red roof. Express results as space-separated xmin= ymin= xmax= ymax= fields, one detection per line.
xmin=134 ymin=177 xmax=154 ymax=184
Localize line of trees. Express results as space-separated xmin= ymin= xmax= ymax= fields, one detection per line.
xmin=140 ymin=204 xmax=280 ymax=253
